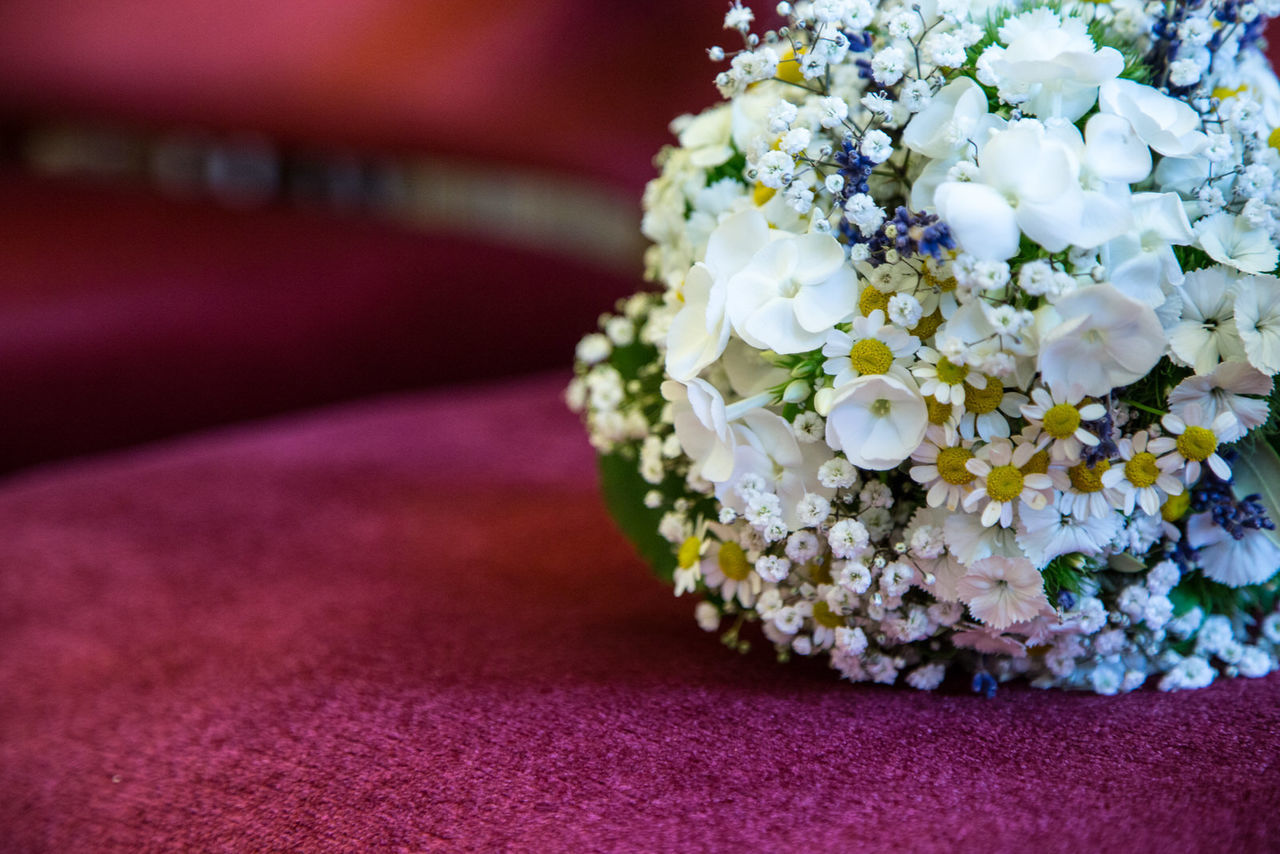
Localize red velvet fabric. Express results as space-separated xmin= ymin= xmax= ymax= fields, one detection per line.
xmin=2 ymin=373 xmax=1277 ymax=851
xmin=0 ymin=1 xmax=727 ymax=189
xmin=0 ymin=172 xmax=640 ymax=471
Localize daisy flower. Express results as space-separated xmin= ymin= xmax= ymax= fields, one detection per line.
xmin=955 ymin=556 xmax=1052 ymax=631
xmin=1100 ymin=430 xmax=1184 ymax=516
xmin=1148 ymin=404 xmax=1237 ymax=484
xmin=957 ymin=375 xmax=1028 ymax=442
xmin=1020 ymin=386 xmax=1106 ymax=463
xmin=821 ymin=309 xmax=919 ymax=386
xmin=909 ymin=426 xmax=977 ymax=511
xmin=1060 ymin=458 xmax=1122 ymax=520
xmin=962 ymin=438 xmax=1055 ymax=527
xmin=700 ymin=538 xmax=763 ymax=608
xmin=912 ymin=346 xmax=982 ymax=405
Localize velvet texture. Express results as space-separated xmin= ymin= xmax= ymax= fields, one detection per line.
xmin=0 ymin=173 xmax=640 ymax=471
xmin=2 ymin=373 xmax=1277 ymax=852
xmin=0 ymin=1 xmax=727 ymax=189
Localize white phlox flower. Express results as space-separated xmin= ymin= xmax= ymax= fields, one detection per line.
xmin=1196 ymin=212 xmax=1280 ymax=276
xmin=716 ymin=409 xmax=835 ymax=529
xmin=934 ymin=119 xmax=1130 ymax=261
xmin=725 ymin=230 xmax=858 ymax=354
xmin=902 ymin=76 xmax=1005 ymax=160
xmin=1102 ymin=192 xmax=1195 ymax=305
xmin=980 ymin=9 xmax=1123 ymax=121
xmin=666 ymin=209 xmax=772 ymax=380
xmin=1097 ymin=78 xmax=1208 ymax=157
xmin=1037 ymin=284 xmax=1165 ymax=399
xmin=662 ymin=378 xmax=739 ymax=482
xmin=825 ymin=371 xmax=929 ymax=470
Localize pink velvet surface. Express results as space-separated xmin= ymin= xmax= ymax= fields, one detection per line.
xmin=0 ymin=172 xmax=639 ymax=471
xmin=0 ymin=1 xmax=727 ymax=189
xmin=1 ymin=372 xmax=1277 ymax=852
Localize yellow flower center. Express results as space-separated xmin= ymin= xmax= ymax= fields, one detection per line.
xmin=926 ymin=396 xmax=953 ymax=425
xmin=776 ymin=45 xmax=806 ymax=85
xmin=1270 ymin=126 xmax=1280 ymax=154
xmin=935 ymin=356 xmax=968 ymax=385
xmin=678 ymin=536 xmax=701 ymax=569
xmin=1162 ymin=490 xmax=1192 ymax=522
xmin=812 ymin=600 xmax=844 ymax=629
xmin=910 ymin=310 xmax=944 ymax=341
xmin=718 ymin=541 xmax=751 ymax=581
xmin=1021 ymin=449 xmax=1050 ymax=476
xmin=986 ymin=465 xmax=1025 ymax=502
xmin=964 ymin=376 xmax=1004 ymax=414
xmin=1124 ymin=452 xmax=1161 ymax=489
xmin=1068 ymin=459 xmax=1110 ymax=493
xmin=849 ymin=338 xmax=894 ymax=375
xmin=859 ymin=285 xmax=891 ymax=317
xmin=752 ymin=183 xmax=777 ymax=206
xmin=1176 ymin=425 xmax=1218 ymax=462
xmin=936 ymin=446 xmax=976 ymax=485
xmin=922 ymin=270 xmax=957 ymax=292
xmin=1042 ymin=404 xmax=1081 ymax=440
xmin=808 ymin=557 xmax=833 ymax=585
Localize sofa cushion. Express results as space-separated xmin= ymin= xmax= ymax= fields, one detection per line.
xmin=1 ymin=372 xmax=1277 ymax=851
xmin=0 ymin=172 xmax=639 ymax=471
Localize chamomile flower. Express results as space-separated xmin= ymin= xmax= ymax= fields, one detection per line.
xmin=1020 ymin=387 xmax=1106 ymax=462
xmin=700 ymin=538 xmax=763 ymax=608
xmin=1059 ymin=457 xmax=1122 ymax=520
xmin=1100 ymin=430 xmax=1184 ymax=516
xmin=909 ymin=426 xmax=978 ymax=511
xmin=821 ymin=309 xmax=919 ymax=386
xmin=956 ymin=375 xmax=1027 ymax=442
xmin=912 ymin=346 xmax=983 ymax=405
xmin=1167 ymin=361 xmax=1272 ymax=443
xmin=962 ymin=438 xmax=1055 ymax=527
xmin=1148 ymin=405 xmax=1236 ymax=484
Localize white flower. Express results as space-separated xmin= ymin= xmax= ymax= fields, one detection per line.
xmin=1196 ymin=213 xmax=1279 ymax=276
xmin=1148 ymin=404 xmax=1236 ymax=484
xmin=934 ymin=120 xmax=1129 ymax=260
xmin=1020 ymin=386 xmax=1106 ymax=463
xmin=828 ymin=518 xmax=871 ymax=559
xmin=661 ymin=378 xmax=739 ymax=482
xmin=1098 ymin=78 xmax=1208 ymax=156
xmin=726 ymin=231 xmax=857 ymax=354
xmin=911 ymin=346 xmax=982 ymax=405
xmin=716 ymin=410 xmax=834 ymax=529
xmin=695 ymin=601 xmax=721 ymax=632
xmin=666 ymin=210 xmax=770 ymax=381
xmin=963 ymin=438 xmax=1055 ymax=527
xmin=1167 ymin=361 xmax=1273 ymax=442
xmin=1016 ymin=496 xmax=1121 ymax=566
xmin=956 ymin=555 xmax=1052 ymax=630
xmin=910 ymin=426 xmax=977 ymax=511
xmin=1233 ymin=274 xmax=1280 ymax=375
xmin=982 ymin=9 xmax=1123 ymax=121
xmin=1102 ymin=192 xmax=1194 ymax=305
xmin=575 ymin=333 xmax=611 ymax=365
xmin=1037 ymin=284 xmax=1165 ymax=399
xmin=902 ymin=77 xmax=1003 ymax=160
xmin=955 ymin=375 xmax=1027 ymax=443
xmin=871 ymin=45 xmax=907 ymax=86
xmin=1168 ymin=267 xmax=1246 ymax=375
xmin=1186 ymin=513 xmax=1280 ymax=588
xmin=1059 ymin=457 xmax=1122 ymax=521
xmin=821 ymin=310 xmax=919 ymax=386
xmin=700 ymin=538 xmax=762 ymax=608
xmin=1100 ymin=430 xmax=1184 ymax=516
xmin=825 ymin=372 xmax=929 ymax=470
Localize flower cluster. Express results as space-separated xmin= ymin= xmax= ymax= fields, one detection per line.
xmin=572 ymin=0 xmax=1280 ymax=693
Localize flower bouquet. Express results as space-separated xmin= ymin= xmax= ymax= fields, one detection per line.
xmin=569 ymin=0 xmax=1280 ymax=693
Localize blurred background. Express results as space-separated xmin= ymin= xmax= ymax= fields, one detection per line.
xmin=0 ymin=2 xmax=1277 ymax=474
xmin=0 ymin=0 xmax=729 ymax=473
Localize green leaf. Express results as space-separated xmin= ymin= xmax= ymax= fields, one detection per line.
xmin=1230 ymin=436 xmax=1280 ymax=550
xmin=598 ymin=452 xmax=677 ymax=582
